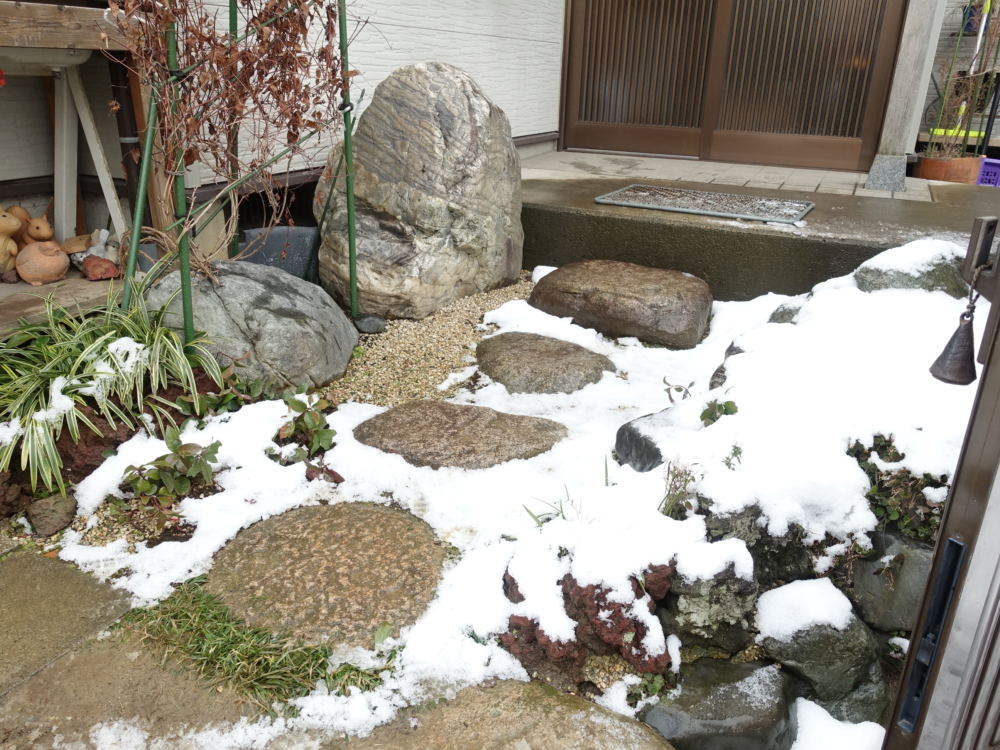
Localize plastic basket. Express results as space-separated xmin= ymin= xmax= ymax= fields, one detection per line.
xmin=978 ymin=158 xmax=1000 ymax=187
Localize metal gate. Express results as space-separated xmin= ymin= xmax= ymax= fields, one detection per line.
xmin=561 ymin=0 xmax=907 ymax=170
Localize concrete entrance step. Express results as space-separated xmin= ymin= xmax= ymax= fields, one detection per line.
xmin=522 ymin=176 xmax=998 ymax=301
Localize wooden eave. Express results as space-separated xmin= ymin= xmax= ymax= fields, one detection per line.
xmin=0 ymin=1 xmax=126 ymax=50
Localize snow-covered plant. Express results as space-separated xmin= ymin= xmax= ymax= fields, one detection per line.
xmin=0 ymin=289 xmax=221 ymax=493
xmin=658 ymin=462 xmax=699 ymax=518
xmin=700 ymin=399 xmax=738 ymax=426
xmin=122 ymin=426 xmax=221 ymax=508
xmin=275 ymin=395 xmax=336 ymax=461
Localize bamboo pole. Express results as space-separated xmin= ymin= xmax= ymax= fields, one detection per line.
xmin=121 ymin=91 xmax=159 ymax=309
xmin=337 ymin=0 xmax=358 ymax=318
xmin=228 ymin=0 xmax=240 ymax=258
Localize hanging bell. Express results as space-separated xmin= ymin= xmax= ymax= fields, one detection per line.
xmin=930 ymin=312 xmax=978 ymax=385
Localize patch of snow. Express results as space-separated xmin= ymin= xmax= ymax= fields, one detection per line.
xmin=814 ymin=542 xmax=850 ymax=574
xmin=666 ymin=634 xmax=682 ymax=673
xmin=757 ymin=579 xmax=854 ymax=642
xmin=0 ymin=417 xmax=22 ymax=447
xmin=436 ymin=365 xmax=477 ymax=392
xmin=595 ymin=674 xmax=642 ymax=716
xmin=858 ymin=237 xmax=964 ymax=274
xmin=889 ymin=636 xmax=910 ymax=655
xmin=531 ymin=265 xmax=557 ymax=283
xmin=923 ymin=486 xmax=949 ymax=504
xmin=32 ymin=376 xmax=75 ymax=424
xmin=790 ymin=698 xmax=885 ymax=750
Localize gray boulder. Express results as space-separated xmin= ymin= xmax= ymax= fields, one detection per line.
xmin=848 ymin=532 xmax=934 ymax=632
xmin=476 ymin=333 xmax=614 ymax=394
xmin=26 ymin=494 xmax=77 ymax=537
xmin=529 ymin=260 xmax=713 ymax=348
xmin=615 ymin=411 xmax=666 ymax=473
xmin=854 ymin=256 xmax=967 ymax=298
xmin=817 ymin=663 xmax=891 ymax=725
xmin=314 ymin=63 xmax=522 ymax=319
xmin=353 ymin=401 xmax=566 ymax=469
xmin=661 ymin=565 xmax=758 ymax=653
xmin=145 ymin=260 xmax=357 ymax=388
xmin=642 ymin=661 xmax=797 ymax=750
xmin=760 ymin=613 xmax=879 ymax=701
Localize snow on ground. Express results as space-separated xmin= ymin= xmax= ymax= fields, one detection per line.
xmin=57 ymin=238 xmax=983 ymax=746
xmin=791 ymin=699 xmax=886 ymax=750
xmin=756 ymin=578 xmax=854 ymax=641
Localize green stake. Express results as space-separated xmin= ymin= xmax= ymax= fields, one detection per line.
xmin=227 ymin=0 xmax=240 ymax=258
xmin=337 ymin=0 xmax=359 ymax=318
xmin=121 ymin=91 xmax=158 ymax=309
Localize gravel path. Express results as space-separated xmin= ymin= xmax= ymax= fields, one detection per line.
xmin=323 ymin=275 xmax=534 ymax=407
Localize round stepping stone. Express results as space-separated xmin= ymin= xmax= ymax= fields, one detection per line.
xmin=476 ymin=332 xmax=614 ymax=393
xmin=323 ymin=680 xmax=676 ymax=749
xmin=206 ymin=503 xmax=444 ymax=648
xmin=353 ymin=400 xmax=567 ymax=469
xmin=529 ymin=260 xmax=713 ymax=349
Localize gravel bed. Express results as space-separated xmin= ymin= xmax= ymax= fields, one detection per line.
xmin=323 ymin=275 xmax=534 ymax=407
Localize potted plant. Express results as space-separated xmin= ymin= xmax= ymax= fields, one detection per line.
xmin=917 ymin=0 xmax=1000 ymax=182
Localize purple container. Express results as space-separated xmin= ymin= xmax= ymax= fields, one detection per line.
xmin=978 ymin=158 xmax=1000 ymax=187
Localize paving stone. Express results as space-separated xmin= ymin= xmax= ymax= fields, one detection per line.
xmin=354 ymin=400 xmax=567 ymax=469
xmin=322 ymin=680 xmax=676 ymax=750
xmin=0 ymin=552 xmax=130 ymax=695
xmin=0 ymin=635 xmax=246 ymax=748
xmin=206 ymin=503 xmax=445 ymax=648
xmin=476 ymin=332 xmax=614 ymax=394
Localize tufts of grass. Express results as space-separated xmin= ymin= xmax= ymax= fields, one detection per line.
xmin=119 ymin=576 xmax=385 ymax=711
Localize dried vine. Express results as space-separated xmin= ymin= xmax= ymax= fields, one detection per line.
xmin=108 ymin=0 xmax=343 ymax=250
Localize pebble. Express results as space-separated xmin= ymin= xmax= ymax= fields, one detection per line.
xmin=324 ymin=275 xmax=534 ymax=406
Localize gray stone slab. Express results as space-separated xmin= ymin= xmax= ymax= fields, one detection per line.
xmin=0 ymin=552 xmax=130 ymax=696
xmin=0 ymin=636 xmax=246 ymax=747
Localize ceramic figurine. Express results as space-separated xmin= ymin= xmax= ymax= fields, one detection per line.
xmin=16 ymin=240 xmax=69 ymax=285
xmin=5 ymin=206 xmax=31 ymax=250
xmin=0 ymin=211 xmax=21 ymax=273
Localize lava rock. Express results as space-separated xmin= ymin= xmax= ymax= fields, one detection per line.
xmin=641 ymin=661 xmax=797 ymax=750
xmin=354 ymin=401 xmax=566 ymax=469
xmin=476 ymin=332 xmax=614 ymax=394
xmin=25 ymin=494 xmax=77 ymax=537
xmin=81 ymin=256 xmax=120 ymax=281
xmin=760 ymin=612 xmax=879 ymax=701
xmin=0 ymin=472 xmax=28 ymax=519
xmin=314 ymin=63 xmax=522 ymax=319
xmin=145 ymin=260 xmax=357 ymax=388
xmin=528 ymin=260 xmax=712 ymax=348
xmin=1 ymin=270 xmax=18 ymax=284
xmin=848 ymin=532 xmax=934 ymax=632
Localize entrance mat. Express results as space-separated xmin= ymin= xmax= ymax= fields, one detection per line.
xmin=595 ymin=184 xmax=814 ymax=224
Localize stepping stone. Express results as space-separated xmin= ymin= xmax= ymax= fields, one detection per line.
xmin=354 ymin=401 xmax=567 ymax=469
xmin=641 ymin=661 xmax=796 ymax=750
xmin=206 ymin=503 xmax=445 ymax=648
xmin=0 ymin=636 xmax=246 ymax=747
xmin=321 ymin=680 xmax=676 ymax=749
xmin=476 ymin=332 xmax=614 ymax=394
xmin=529 ymin=260 xmax=713 ymax=349
xmin=0 ymin=552 xmax=130 ymax=695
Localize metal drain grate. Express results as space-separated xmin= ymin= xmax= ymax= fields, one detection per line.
xmin=595 ymin=183 xmax=814 ymax=224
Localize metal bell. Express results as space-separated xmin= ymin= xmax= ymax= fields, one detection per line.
xmin=930 ymin=313 xmax=978 ymax=385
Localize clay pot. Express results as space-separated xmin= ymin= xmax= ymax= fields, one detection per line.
xmin=16 ymin=241 xmax=69 ymax=286
xmin=914 ymin=155 xmax=985 ymax=184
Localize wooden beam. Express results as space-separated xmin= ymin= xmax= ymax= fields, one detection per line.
xmin=66 ymin=66 xmax=128 ymax=237
xmin=52 ymin=70 xmax=78 ymax=243
xmin=0 ymin=2 xmax=125 ymax=50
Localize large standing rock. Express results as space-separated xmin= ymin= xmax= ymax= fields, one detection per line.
xmin=659 ymin=566 xmax=758 ymax=653
xmin=528 ymin=261 xmax=713 ymax=348
xmin=314 ymin=62 xmax=523 ymax=319
xmin=353 ymin=401 xmax=567 ymax=469
xmin=641 ymin=662 xmax=797 ymax=750
xmin=847 ymin=532 xmax=934 ymax=633
xmin=145 ymin=260 xmax=357 ymax=389
xmin=476 ymin=332 xmax=615 ymax=394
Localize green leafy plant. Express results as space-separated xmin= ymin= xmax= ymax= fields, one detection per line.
xmin=118 ymin=576 xmax=387 ymax=712
xmin=723 ymin=444 xmax=743 ymax=470
xmin=847 ymin=434 xmax=947 ymax=541
xmin=626 ymin=672 xmax=676 ymax=708
xmin=273 ymin=396 xmax=336 ymax=463
xmin=0 ymin=288 xmax=222 ymax=493
xmin=173 ymin=370 xmax=272 ymax=421
xmin=700 ymin=399 xmax=738 ymax=426
xmin=123 ymin=426 xmax=221 ymax=509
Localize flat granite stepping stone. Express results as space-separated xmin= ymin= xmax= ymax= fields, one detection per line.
xmin=0 ymin=552 xmax=130 ymax=695
xmin=0 ymin=635 xmax=246 ymax=747
xmin=354 ymin=400 xmax=567 ymax=469
xmin=529 ymin=260 xmax=713 ymax=349
xmin=206 ymin=503 xmax=444 ymax=648
xmin=321 ymin=680 xmax=676 ymax=750
xmin=476 ymin=332 xmax=615 ymax=393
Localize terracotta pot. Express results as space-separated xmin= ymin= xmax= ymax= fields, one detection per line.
xmin=915 ymin=155 xmax=985 ymax=184
xmin=16 ymin=241 xmax=69 ymax=286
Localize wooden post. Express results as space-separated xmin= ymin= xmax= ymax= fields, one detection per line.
xmin=52 ymin=69 xmax=77 ymax=243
